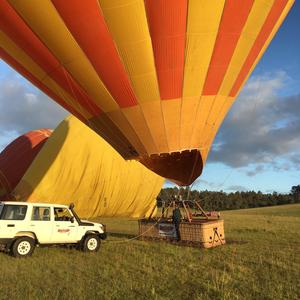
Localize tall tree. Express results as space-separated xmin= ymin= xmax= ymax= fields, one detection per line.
xmin=291 ymin=185 xmax=300 ymax=203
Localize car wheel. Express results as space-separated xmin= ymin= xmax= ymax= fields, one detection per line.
xmin=11 ymin=237 xmax=35 ymax=258
xmin=82 ymin=234 xmax=100 ymax=252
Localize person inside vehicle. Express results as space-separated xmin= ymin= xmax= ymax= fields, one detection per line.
xmin=42 ymin=208 xmax=50 ymax=221
xmin=54 ymin=208 xmax=59 ymax=221
xmin=32 ymin=207 xmax=40 ymax=221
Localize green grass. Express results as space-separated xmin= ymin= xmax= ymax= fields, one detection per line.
xmin=0 ymin=204 xmax=299 ymax=299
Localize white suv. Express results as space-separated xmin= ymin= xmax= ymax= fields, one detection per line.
xmin=0 ymin=201 xmax=106 ymax=257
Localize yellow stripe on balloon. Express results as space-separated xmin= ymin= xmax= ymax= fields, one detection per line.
xmin=233 ymin=0 xmax=295 ymax=98
xmin=202 ymin=96 xmax=235 ymax=163
xmin=190 ymin=96 xmax=216 ymax=149
xmin=122 ymin=105 xmax=158 ymax=155
xmin=219 ymin=0 xmax=274 ymax=96
xmin=140 ymin=101 xmax=169 ymax=153
xmin=183 ymin=0 xmax=225 ymax=98
xmin=181 ymin=0 xmax=224 ymax=153
xmin=8 ymin=0 xmax=119 ymax=112
xmin=99 ymin=0 xmax=161 ymax=103
xmin=0 ymin=31 xmax=91 ymax=118
xmin=161 ymin=99 xmax=181 ymax=152
xmin=179 ymin=97 xmax=199 ymax=150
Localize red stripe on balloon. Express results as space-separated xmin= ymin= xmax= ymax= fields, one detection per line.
xmin=229 ymin=0 xmax=289 ymax=97
xmin=145 ymin=0 xmax=188 ymax=100
xmin=0 ymin=129 xmax=51 ymax=196
xmin=202 ymin=0 xmax=254 ymax=95
xmin=52 ymin=0 xmax=138 ymax=108
xmin=0 ymin=48 xmax=87 ymax=123
xmin=0 ymin=1 xmax=101 ymax=116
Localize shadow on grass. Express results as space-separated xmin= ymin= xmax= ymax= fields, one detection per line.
xmin=107 ymin=232 xmax=237 ymax=249
xmin=107 ymin=232 xmax=137 ymax=239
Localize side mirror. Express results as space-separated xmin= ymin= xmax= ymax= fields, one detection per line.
xmin=70 ymin=216 xmax=75 ymax=223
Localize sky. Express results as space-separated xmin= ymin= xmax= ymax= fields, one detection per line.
xmin=0 ymin=2 xmax=300 ymax=194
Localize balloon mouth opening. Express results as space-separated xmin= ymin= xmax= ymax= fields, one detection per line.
xmin=138 ymin=149 xmax=203 ymax=186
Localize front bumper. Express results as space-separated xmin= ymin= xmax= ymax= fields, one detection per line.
xmin=99 ymin=232 xmax=107 ymax=240
xmin=0 ymin=238 xmax=14 ymax=249
xmin=99 ymin=224 xmax=107 ymax=240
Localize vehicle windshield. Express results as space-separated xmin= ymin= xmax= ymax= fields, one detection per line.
xmin=0 ymin=204 xmax=27 ymax=220
xmin=0 ymin=204 xmax=3 ymax=218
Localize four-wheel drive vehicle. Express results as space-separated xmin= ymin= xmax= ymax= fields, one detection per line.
xmin=0 ymin=201 xmax=106 ymax=257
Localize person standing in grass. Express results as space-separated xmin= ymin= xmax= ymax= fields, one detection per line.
xmin=172 ymin=203 xmax=182 ymax=241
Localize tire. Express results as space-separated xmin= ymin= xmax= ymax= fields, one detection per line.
xmin=82 ymin=234 xmax=100 ymax=252
xmin=11 ymin=237 xmax=35 ymax=258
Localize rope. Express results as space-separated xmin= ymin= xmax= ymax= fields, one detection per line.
xmin=103 ymin=202 xmax=173 ymax=244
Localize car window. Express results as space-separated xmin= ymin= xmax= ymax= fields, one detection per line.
xmin=31 ymin=206 xmax=51 ymax=221
xmin=54 ymin=207 xmax=73 ymax=221
xmin=0 ymin=205 xmax=27 ymax=220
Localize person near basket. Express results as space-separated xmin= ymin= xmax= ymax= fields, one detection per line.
xmin=172 ymin=204 xmax=182 ymax=241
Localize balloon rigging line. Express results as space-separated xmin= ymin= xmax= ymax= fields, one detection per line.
xmin=102 ymin=178 xmax=227 ymax=245
xmin=103 ymin=201 xmax=173 ymax=244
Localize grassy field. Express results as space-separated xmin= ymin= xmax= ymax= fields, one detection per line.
xmin=0 ymin=204 xmax=299 ymax=299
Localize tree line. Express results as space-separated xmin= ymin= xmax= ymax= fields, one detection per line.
xmin=157 ymin=185 xmax=300 ymax=211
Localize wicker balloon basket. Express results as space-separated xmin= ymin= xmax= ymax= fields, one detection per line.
xmin=139 ymin=198 xmax=226 ymax=248
xmin=138 ymin=219 xmax=225 ymax=248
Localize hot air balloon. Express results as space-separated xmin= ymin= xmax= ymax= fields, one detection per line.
xmin=0 ymin=0 xmax=294 ymax=185
xmin=13 ymin=116 xmax=164 ymax=218
xmin=0 ymin=129 xmax=51 ymax=200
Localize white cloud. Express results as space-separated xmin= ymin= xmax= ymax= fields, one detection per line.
xmin=25 ymin=93 xmax=38 ymax=105
xmin=209 ymin=71 xmax=300 ymax=173
xmin=0 ymin=71 xmax=68 ymax=150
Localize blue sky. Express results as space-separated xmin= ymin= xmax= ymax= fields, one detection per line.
xmin=199 ymin=1 xmax=300 ymax=193
xmin=251 ymin=1 xmax=300 ymax=96
xmin=0 ymin=2 xmax=300 ymax=194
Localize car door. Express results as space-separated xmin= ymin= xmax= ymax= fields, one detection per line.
xmin=52 ymin=207 xmax=78 ymax=243
xmin=29 ymin=206 xmax=53 ymax=243
xmin=0 ymin=204 xmax=28 ymax=239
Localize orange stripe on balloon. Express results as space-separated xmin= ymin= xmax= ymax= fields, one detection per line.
xmin=202 ymin=0 xmax=254 ymax=95
xmin=29 ymin=129 xmax=52 ymax=146
xmin=145 ymin=0 xmax=187 ymax=100
xmin=229 ymin=0 xmax=289 ymax=97
xmin=52 ymin=0 xmax=138 ymax=108
xmin=0 ymin=1 xmax=101 ymax=116
xmin=0 ymin=48 xmax=87 ymax=123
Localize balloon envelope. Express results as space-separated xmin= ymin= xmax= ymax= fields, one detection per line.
xmin=0 ymin=129 xmax=52 ymax=200
xmin=13 ymin=116 xmax=164 ymax=218
xmin=0 ymin=0 xmax=294 ymax=185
